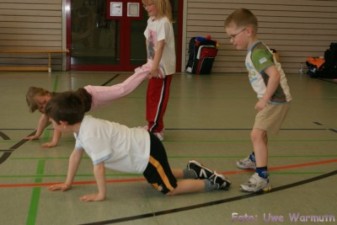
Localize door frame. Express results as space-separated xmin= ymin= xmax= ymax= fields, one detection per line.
xmin=65 ymin=0 xmax=183 ymax=72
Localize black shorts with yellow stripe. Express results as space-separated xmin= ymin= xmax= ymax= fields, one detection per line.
xmin=143 ymin=132 xmax=177 ymax=194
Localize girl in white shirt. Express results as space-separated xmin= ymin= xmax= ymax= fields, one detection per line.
xmin=142 ymin=0 xmax=176 ymax=141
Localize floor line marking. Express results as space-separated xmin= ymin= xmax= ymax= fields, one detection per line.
xmin=26 ymin=160 xmax=45 ymax=225
xmin=224 ymin=158 xmax=337 ymax=175
xmin=0 ymin=127 xmax=330 ymax=131
xmin=0 ymin=131 xmax=34 ymax=164
xmin=100 ymin=74 xmax=120 ymax=86
xmin=79 ymin=169 xmax=337 ymax=225
xmin=313 ymin=121 xmax=337 ymax=134
xmin=0 ymin=131 xmax=10 ymax=140
xmin=166 ymin=128 xmax=327 ymax=131
xmin=1 ymin=158 xmax=336 ymax=189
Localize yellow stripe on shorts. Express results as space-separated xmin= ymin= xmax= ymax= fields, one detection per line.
xmin=149 ymin=156 xmax=175 ymax=191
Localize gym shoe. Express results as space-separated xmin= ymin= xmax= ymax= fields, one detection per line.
xmin=236 ymin=156 xmax=256 ymax=170
xmin=240 ymin=173 xmax=271 ymax=193
xmin=208 ymin=172 xmax=231 ymax=190
xmin=187 ymin=160 xmax=214 ymax=179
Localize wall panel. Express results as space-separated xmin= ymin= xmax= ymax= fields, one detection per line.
xmin=0 ymin=0 xmax=65 ymax=70
xmin=185 ymin=0 xmax=337 ymax=74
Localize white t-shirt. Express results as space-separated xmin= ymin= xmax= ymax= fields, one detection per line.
xmin=144 ymin=16 xmax=176 ymax=75
xmin=74 ymin=116 xmax=150 ymax=173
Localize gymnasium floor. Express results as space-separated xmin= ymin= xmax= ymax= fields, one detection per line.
xmin=0 ymin=71 xmax=336 ymax=225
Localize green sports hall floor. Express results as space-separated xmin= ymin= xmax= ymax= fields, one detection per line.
xmin=0 ymin=71 xmax=336 ymax=225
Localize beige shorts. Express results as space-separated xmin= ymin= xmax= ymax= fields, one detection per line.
xmin=253 ymin=102 xmax=290 ymax=135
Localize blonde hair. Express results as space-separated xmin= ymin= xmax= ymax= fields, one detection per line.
xmin=26 ymin=87 xmax=51 ymax=112
xmin=224 ymin=8 xmax=258 ymax=33
xmin=143 ymin=0 xmax=173 ymax=22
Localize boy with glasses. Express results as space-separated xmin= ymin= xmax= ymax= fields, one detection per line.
xmin=224 ymin=8 xmax=292 ymax=193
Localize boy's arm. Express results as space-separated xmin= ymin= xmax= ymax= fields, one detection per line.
xmin=255 ymin=65 xmax=280 ymax=111
xmin=41 ymin=129 xmax=62 ymax=148
xmin=149 ymin=40 xmax=165 ymax=78
xmin=80 ymin=162 xmax=106 ymax=202
xmin=48 ymin=148 xmax=83 ymax=191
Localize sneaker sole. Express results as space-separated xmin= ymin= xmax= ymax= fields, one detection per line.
xmin=240 ymin=184 xmax=272 ymax=193
xmin=236 ymin=161 xmax=256 ymax=170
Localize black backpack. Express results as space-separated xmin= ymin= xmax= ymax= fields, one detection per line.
xmin=185 ymin=36 xmax=218 ymax=74
xmin=307 ymin=42 xmax=337 ymax=78
xmin=323 ymin=43 xmax=337 ymax=76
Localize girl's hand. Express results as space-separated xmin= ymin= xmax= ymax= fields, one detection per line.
xmin=149 ymin=68 xmax=164 ymax=78
xmin=41 ymin=142 xmax=57 ymax=148
xmin=80 ymin=193 xmax=106 ymax=202
xmin=24 ymin=135 xmax=39 ymax=141
xmin=48 ymin=183 xmax=72 ymax=192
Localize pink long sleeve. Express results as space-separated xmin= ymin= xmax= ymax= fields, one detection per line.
xmin=84 ymin=61 xmax=157 ymax=110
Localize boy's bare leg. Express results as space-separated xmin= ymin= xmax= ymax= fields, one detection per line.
xmin=166 ymin=179 xmax=205 ymax=195
xmin=171 ymin=168 xmax=184 ymax=179
xmin=251 ymin=128 xmax=268 ymax=167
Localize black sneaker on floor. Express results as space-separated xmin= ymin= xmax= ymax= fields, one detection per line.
xmin=187 ymin=160 xmax=214 ymax=179
xmin=209 ymin=172 xmax=231 ymax=191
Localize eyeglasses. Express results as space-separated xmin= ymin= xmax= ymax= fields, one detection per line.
xmin=228 ymin=28 xmax=246 ymax=40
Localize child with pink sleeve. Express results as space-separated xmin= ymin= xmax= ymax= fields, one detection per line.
xmin=25 ymin=60 xmax=160 ymax=148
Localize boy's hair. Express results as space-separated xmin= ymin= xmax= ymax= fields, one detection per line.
xmin=45 ymin=91 xmax=86 ymax=125
xmin=26 ymin=87 xmax=51 ymax=112
xmin=143 ymin=0 xmax=173 ymax=22
xmin=224 ymin=8 xmax=258 ymax=33
xmin=75 ymin=88 xmax=92 ymax=113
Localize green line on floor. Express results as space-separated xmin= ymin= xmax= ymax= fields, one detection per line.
xmin=51 ymin=73 xmax=60 ymax=92
xmin=41 ymin=130 xmax=51 ymax=141
xmin=26 ymin=160 xmax=45 ymax=225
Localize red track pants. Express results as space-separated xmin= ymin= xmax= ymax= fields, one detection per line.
xmin=146 ymin=75 xmax=173 ymax=133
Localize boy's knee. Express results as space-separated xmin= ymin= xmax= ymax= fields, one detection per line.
xmin=250 ymin=129 xmax=266 ymax=141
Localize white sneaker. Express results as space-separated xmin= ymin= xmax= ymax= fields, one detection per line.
xmin=236 ymin=156 xmax=256 ymax=170
xmin=240 ymin=173 xmax=271 ymax=193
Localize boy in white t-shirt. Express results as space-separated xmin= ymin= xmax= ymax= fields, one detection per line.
xmin=46 ymin=92 xmax=231 ymax=202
